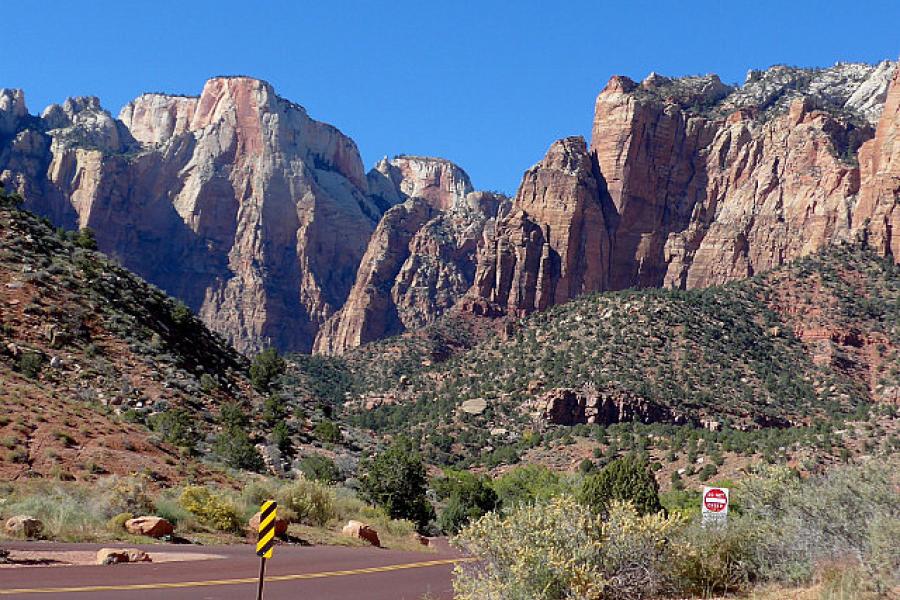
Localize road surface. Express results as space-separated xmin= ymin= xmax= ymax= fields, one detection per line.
xmin=0 ymin=541 xmax=463 ymax=599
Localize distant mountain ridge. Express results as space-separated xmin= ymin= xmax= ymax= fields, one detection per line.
xmin=1 ymin=59 xmax=897 ymax=354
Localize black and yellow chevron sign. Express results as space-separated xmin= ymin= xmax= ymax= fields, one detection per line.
xmin=256 ymin=500 xmax=277 ymax=559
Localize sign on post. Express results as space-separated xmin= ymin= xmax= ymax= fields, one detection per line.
xmin=256 ymin=500 xmax=277 ymax=600
xmin=701 ymin=486 xmax=728 ymax=527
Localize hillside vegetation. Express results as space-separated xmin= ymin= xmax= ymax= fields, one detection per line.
xmin=341 ymin=245 xmax=898 ymax=467
xmin=0 ymin=186 xmax=259 ymax=484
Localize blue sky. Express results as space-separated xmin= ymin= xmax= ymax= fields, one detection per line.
xmin=4 ymin=1 xmax=898 ymax=194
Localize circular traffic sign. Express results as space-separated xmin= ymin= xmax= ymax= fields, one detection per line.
xmin=703 ymin=488 xmax=727 ymax=512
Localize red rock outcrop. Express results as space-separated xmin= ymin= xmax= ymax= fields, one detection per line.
xmin=314 ymin=154 xmax=505 ymax=355
xmin=853 ymin=65 xmax=900 ymax=259
xmin=313 ymin=198 xmax=437 ymax=354
xmin=468 ymin=61 xmax=899 ymax=319
xmin=370 ymin=155 xmax=474 ymax=211
xmin=2 ymin=60 xmax=898 ymax=354
xmin=471 ymin=136 xmax=609 ymax=314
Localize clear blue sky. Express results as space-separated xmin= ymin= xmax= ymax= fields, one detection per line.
xmin=4 ymin=1 xmax=898 ymax=194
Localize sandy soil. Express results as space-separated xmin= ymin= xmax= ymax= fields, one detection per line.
xmin=0 ymin=549 xmax=226 ymax=568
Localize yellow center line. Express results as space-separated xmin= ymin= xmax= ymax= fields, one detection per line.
xmin=0 ymin=557 xmax=476 ymax=595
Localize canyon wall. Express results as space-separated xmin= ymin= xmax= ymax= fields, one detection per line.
xmin=2 ymin=61 xmax=897 ymax=355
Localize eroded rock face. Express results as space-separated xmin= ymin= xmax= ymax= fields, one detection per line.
xmin=370 ymin=155 xmax=473 ymax=211
xmin=2 ymin=60 xmax=898 ymax=354
xmin=471 ymin=136 xmax=609 ymax=314
xmin=468 ymin=61 xmax=899 ymax=319
xmin=0 ymin=77 xmax=384 ymax=353
xmin=853 ymin=65 xmax=900 ymax=259
xmin=592 ymin=62 xmax=899 ymax=291
xmin=539 ymin=386 xmax=685 ymax=426
xmin=314 ymin=154 xmax=505 ymax=354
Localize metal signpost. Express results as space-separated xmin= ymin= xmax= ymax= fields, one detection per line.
xmin=256 ymin=500 xmax=277 ymax=600
xmin=701 ymin=486 xmax=729 ymax=527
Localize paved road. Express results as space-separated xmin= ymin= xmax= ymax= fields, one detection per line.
xmin=0 ymin=542 xmax=462 ymax=599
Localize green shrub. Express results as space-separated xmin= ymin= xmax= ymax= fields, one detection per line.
xmin=107 ymin=512 xmax=134 ymax=532
xmin=147 ymin=409 xmax=199 ymax=451
xmin=577 ymin=455 xmax=663 ymax=517
xmin=250 ymin=348 xmax=285 ymax=393
xmin=16 ymin=352 xmax=43 ymax=379
xmin=314 ymin=420 xmax=341 ymax=444
xmin=213 ymin=428 xmax=264 ymax=472
xmin=358 ymin=436 xmax=434 ymax=529
xmin=434 ymin=470 xmax=498 ymax=534
xmin=297 ymin=454 xmax=339 ymax=483
xmin=276 ymin=479 xmax=336 ymax=527
xmin=491 ymin=464 xmax=568 ymax=509
xmin=178 ymin=486 xmax=242 ymax=533
xmin=453 ymin=497 xmax=685 ymax=600
xmin=73 ymin=228 xmax=98 ymax=250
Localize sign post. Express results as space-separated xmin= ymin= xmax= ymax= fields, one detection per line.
xmin=701 ymin=486 xmax=729 ymax=527
xmin=256 ymin=500 xmax=277 ymax=600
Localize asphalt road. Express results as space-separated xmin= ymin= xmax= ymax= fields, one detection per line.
xmin=0 ymin=542 xmax=462 ymax=599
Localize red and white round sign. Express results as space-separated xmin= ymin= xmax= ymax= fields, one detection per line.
xmin=703 ymin=488 xmax=728 ymax=512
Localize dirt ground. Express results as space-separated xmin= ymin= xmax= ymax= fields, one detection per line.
xmin=0 ymin=549 xmax=225 ymax=568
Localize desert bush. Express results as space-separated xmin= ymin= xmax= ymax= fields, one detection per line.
xmin=153 ymin=494 xmax=198 ymax=531
xmin=178 ymin=486 xmax=242 ymax=533
xmin=577 ymin=455 xmax=663 ymax=517
xmin=452 ymin=495 xmax=606 ymax=600
xmin=147 ymin=409 xmax=199 ymax=451
xmin=736 ymin=461 xmax=900 ymax=591
xmin=434 ymin=470 xmax=498 ymax=534
xmin=276 ymin=479 xmax=336 ymax=527
xmin=297 ymin=454 xmax=339 ymax=483
xmin=95 ymin=475 xmax=155 ymax=517
xmin=107 ymin=512 xmax=134 ymax=532
xmin=213 ymin=428 xmax=264 ymax=472
xmin=453 ymin=497 xmax=688 ymax=600
xmin=672 ymin=518 xmax=762 ymax=596
xmin=491 ymin=464 xmax=569 ymax=509
xmin=3 ymin=484 xmax=106 ymax=541
xmin=314 ymin=420 xmax=342 ymax=444
xmin=15 ymin=351 xmax=43 ymax=379
xmin=358 ymin=436 xmax=434 ymax=529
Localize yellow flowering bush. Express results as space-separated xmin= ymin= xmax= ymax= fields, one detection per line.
xmin=452 ymin=496 xmax=687 ymax=600
xmin=178 ymin=486 xmax=242 ymax=533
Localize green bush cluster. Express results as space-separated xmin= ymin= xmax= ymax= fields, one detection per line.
xmin=452 ymin=461 xmax=900 ymax=598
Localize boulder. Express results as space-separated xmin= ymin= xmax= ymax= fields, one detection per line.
xmin=5 ymin=516 xmax=43 ymax=539
xmin=96 ymin=548 xmax=151 ymax=565
xmin=341 ymin=520 xmax=380 ymax=547
xmin=248 ymin=512 xmax=289 ymax=538
xmin=125 ymin=516 xmax=174 ymax=538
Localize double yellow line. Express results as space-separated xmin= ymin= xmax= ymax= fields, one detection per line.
xmin=0 ymin=557 xmax=475 ymax=595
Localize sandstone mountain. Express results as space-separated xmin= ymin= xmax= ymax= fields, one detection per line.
xmin=0 ymin=77 xmax=386 ymax=354
xmin=314 ymin=155 xmax=506 ymax=354
xmin=468 ymin=61 xmax=899 ymax=317
xmin=2 ymin=61 xmax=898 ymax=355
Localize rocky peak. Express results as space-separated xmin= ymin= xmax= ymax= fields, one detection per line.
xmin=470 ymin=135 xmax=609 ymax=314
xmin=41 ymin=96 xmax=134 ymax=153
xmin=370 ymin=155 xmax=474 ymax=211
xmin=725 ymin=61 xmax=897 ymax=124
xmin=0 ymin=89 xmax=28 ymax=136
xmin=119 ymin=93 xmax=199 ymax=145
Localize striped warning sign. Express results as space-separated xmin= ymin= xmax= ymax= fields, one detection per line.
xmin=256 ymin=500 xmax=277 ymax=559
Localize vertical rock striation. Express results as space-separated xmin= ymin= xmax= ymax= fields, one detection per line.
xmin=0 ymin=77 xmax=384 ymax=353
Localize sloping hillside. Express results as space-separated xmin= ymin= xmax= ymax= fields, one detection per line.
xmin=346 ymin=245 xmax=899 ymax=463
xmin=0 ymin=186 xmax=260 ymax=483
